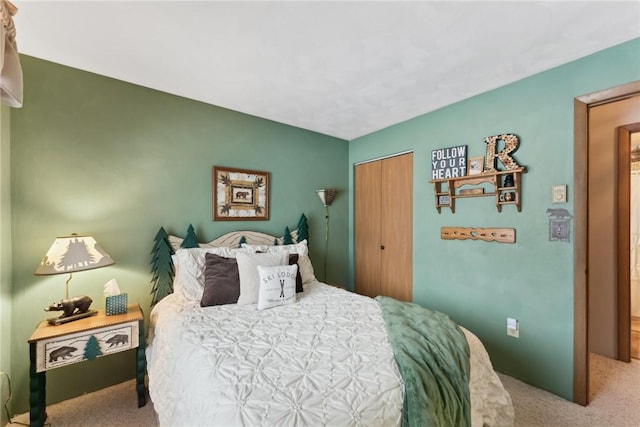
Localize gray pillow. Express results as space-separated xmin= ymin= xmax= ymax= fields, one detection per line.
xmin=200 ymin=253 xmax=240 ymax=307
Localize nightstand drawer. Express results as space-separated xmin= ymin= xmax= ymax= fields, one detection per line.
xmin=35 ymin=320 xmax=139 ymax=373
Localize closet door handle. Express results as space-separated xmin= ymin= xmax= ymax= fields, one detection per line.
xmin=380 ymin=245 xmax=385 ymax=250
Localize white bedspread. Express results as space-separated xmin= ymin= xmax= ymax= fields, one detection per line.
xmin=147 ymin=282 xmax=514 ymax=427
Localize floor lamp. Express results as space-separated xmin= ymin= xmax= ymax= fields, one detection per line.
xmin=316 ymin=189 xmax=337 ymax=282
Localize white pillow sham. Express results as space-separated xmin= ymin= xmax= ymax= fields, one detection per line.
xmin=257 ymin=264 xmax=298 ymax=310
xmin=172 ymin=247 xmax=257 ymax=301
xmin=236 ymin=252 xmax=289 ymax=305
xmin=242 ymin=239 xmax=317 ymax=285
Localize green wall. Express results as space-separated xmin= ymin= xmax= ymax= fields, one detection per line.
xmin=7 ymin=38 xmax=640 ymax=415
xmin=9 ymin=56 xmax=348 ymax=413
xmin=1 ymin=104 xmax=12 ymax=427
xmin=348 ymin=38 xmax=640 ymax=400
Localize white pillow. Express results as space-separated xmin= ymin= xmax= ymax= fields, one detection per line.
xmin=236 ymin=252 xmax=289 ymax=305
xmin=257 ymin=264 xmax=298 ymax=310
xmin=172 ymin=247 xmax=256 ymax=301
xmin=242 ymin=239 xmax=317 ymax=285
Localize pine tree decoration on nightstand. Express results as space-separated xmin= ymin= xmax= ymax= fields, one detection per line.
xmin=150 ymin=227 xmax=174 ymax=306
xmin=297 ymin=214 xmax=309 ymax=243
xmin=182 ymin=224 xmax=199 ymax=248
xmin=84 ymin=335 xmax=102 ymax=361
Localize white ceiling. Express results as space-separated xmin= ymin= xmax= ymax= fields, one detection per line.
xmin=11 ymin=1 xmax=640 ymax=140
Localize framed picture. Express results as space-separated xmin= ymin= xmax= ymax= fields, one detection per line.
xmin=438 ymin=195 xmax=450 ymax=206
xmin=212 ymin=166 xmax=269 ymax=221
xmin=467 ymin=156 xmax=484 ymax=175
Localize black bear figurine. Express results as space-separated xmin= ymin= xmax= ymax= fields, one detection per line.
xmin=44 ymin=295 xmax=93 ymax=318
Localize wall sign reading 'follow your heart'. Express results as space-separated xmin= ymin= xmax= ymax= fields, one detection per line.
xmin=431 ymin=145 xmax=467 ymax=180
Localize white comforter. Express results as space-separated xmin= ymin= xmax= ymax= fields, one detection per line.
xmin=147 ymin=282 xmax=514 ymax=427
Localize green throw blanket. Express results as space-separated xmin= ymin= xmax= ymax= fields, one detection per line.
xmin=376 ymin=296 xmax=471 ymax=427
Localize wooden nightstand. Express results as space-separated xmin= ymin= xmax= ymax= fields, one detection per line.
xmin=28 ymin=303 xmax=146 ymax=427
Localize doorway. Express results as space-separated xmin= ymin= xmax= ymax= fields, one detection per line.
xmin=621 ymin=126 xmax=640 ymax=360
xmin=574 ymin=81 xmax=640 ymax=405
xmin=616 ymin=123 xmax=640 ymax=363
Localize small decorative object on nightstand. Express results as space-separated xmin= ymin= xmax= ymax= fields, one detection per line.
xmin=106 ymin=293 xmax=128 ymax=315
xmin=104 ymin=278 xmax=128 ymax=316
xmin=43 ymin=295 xmax=94 ymax=325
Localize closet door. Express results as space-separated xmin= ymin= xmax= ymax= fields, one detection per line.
xmin=355 ymin=160 xmax=382 ymax=298
xmin=355 ymin=153 xmax=413 ymax=301
xmin=379 ymin=154 xmax=413 ymax=302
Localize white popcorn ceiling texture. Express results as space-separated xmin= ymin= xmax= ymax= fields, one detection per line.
xmin=12 ymin=1 xmax=640 ymax=140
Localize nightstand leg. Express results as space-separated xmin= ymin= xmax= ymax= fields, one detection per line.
xmin=136 ymin=318 xmax=147 ymax=407
xmin=29 ymin=343 xmax=46 ymax=427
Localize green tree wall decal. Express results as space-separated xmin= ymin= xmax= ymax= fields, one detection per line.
xmin=297 ymin=214 xmax=309 ymax=243
xmin=150 ymin=227 xmax=174 ymax=306
xmin=182 ymin=224 xmax=199 ymax=248
xmin=84 ymin=335 xmax=102 ymax=361
xmin=282 ymin=227 xmax=293 ymax=245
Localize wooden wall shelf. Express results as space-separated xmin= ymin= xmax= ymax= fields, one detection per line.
xmin=429 ymin=168 xmax=525 ymax=213
xmin=441 ymin=227 xmax=516 ymax=243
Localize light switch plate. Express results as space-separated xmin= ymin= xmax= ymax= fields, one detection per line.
xmin=552 ymin=185 xmax=567 ymax=203
xmin=507 ymin=317 xmax=519 ymax=338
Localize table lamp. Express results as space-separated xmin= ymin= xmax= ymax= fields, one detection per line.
xmin=35 ymin=233 xmax=114 ymax=325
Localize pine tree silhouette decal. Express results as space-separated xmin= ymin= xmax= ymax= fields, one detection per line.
xmin=59 ymin=238 xmax=95 ymax=270
xmin=182 ymin=224 xmax=199 ymax=248
xmin=150 ymin=227 xmax=174 ymax=306
xmin=84 ymin=335 xmax=102 ymax=361
xmin=297 ymin=214 xmax=309 ymax=243
xmin=282 ymin=227 xmax=293 ymax=245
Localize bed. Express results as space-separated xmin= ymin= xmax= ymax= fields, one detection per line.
xmin=146 ymin=220 xmax=514 ymax=427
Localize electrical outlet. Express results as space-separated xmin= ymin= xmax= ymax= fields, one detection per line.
xmin=507 ymin=317 xmax=519 ymax=338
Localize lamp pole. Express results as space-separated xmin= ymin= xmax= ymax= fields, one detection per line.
xmin=323 ymin=205 xmax=330 ymax=282
xmin=316 ymin=189 xmax=337 ymax=283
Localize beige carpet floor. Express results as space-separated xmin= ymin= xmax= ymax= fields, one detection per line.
xmin=5 ymin=353 xmax=639 ymax=427
xmin=499 ymin=353 xmax=640 ymax=427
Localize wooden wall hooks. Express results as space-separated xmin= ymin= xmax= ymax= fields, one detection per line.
xmin=441 ymin=227 xmax=515 ymax=243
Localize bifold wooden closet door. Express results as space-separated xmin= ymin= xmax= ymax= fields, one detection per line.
xmin=355 ymin=152 xmax=413 ymax=301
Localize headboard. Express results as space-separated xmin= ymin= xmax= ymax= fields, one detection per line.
xmin=150 ymin=214 xmax=309 ymax=305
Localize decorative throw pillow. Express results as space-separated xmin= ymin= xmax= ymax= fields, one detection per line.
xmin=172 ymin=246 xmax=256 ymax=301
xmin=288 ymin=254 xmax=304 ymax=293
xmin=257 ymin=264 xmax=298 ymax=310
xmin=243 ymin=240 xmax=317 ymax=285
xmin=200 ymin=254 xmax=240 ymax=307
xmin=236 ymin=252 xmax=289 ymax=305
